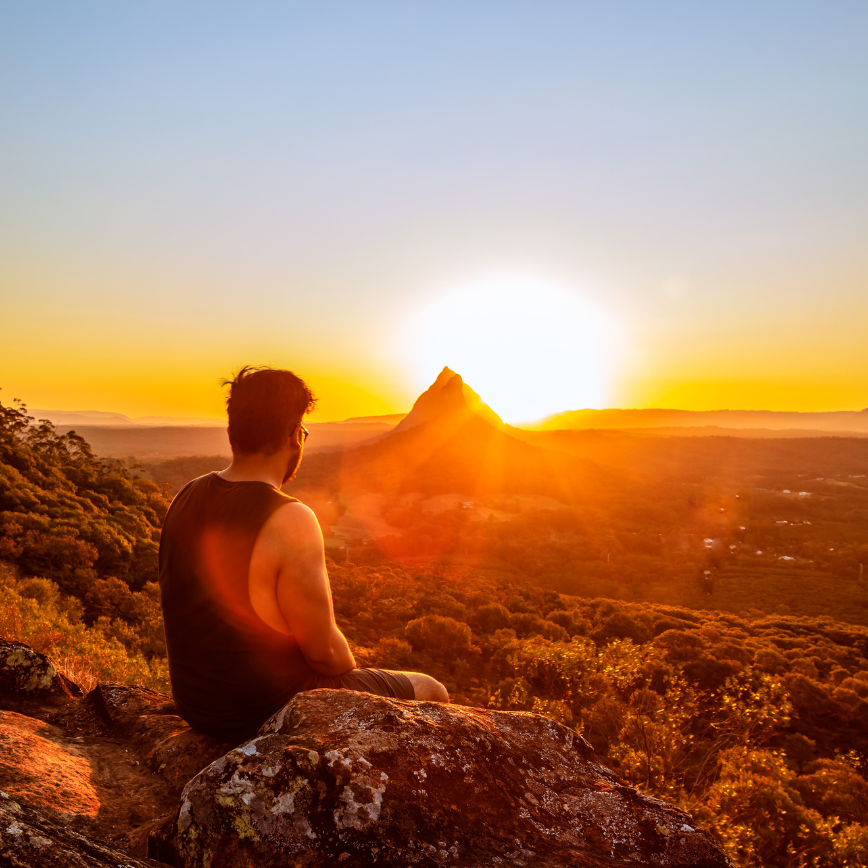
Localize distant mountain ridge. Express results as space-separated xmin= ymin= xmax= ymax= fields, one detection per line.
xmin=34 ymin=407 xmax=407 ymax=428
xmin=31 ymin=409 xmax=224 ymax=427
xmin=54 ymin=418 xmax=402 ymax=459
xmin=339 ymin=413 xmax=407 ymax=424
xmin=33 ymin=394 xmax=868 ymax=435
xmin=31 ymin=380 xmax=868 ymax=464
xmin=536 ymin=407 xmax=868 ymax=433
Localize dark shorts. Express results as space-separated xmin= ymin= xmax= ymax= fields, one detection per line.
xmin=300 ymin=667 xmax=415 ymax=700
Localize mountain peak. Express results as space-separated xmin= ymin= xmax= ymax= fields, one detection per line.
xmin=392 ymin=369 xmax=503 ymax=433
xmin=434 ymin=366 xmax=459 ymax=384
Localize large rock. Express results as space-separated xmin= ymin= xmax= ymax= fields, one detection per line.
xmin=0 ymin=640 xmax=81 ymax=705
xmin=0 ymin=789 xmax=164 ymax=868
xmin=0 ymin=670 xmax=230 ymax=861
xmin=0 ymin=710 xmax=101 ymax=820
xmin=159 ymin=689 xmax=732 ymax=868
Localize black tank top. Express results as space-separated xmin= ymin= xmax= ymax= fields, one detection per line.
xmin=158 ymin=472 xmax=313 ymax=740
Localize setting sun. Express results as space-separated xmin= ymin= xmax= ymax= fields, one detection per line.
xmin=400 ymin=276 xmax=622 ymax=424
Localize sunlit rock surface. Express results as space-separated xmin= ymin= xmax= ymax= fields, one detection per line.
xmin=159 ymin=689 xmax=731 ymax=868
xmin=92 ymin=682 xmax=231 ymax=794
xmin=0 ymin=710 xmax=100 ymax=819
xmin=0 ymin=644 xmax=232 ymax=862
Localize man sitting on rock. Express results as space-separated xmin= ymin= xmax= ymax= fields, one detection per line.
xmin=159 ymin=365 xmax=448 ymax=743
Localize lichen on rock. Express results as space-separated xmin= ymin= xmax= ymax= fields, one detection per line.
xmin=0 ymin=639 xmax=80 ymax=703
xmin=0 ymin=789 xmax=164 ymax=867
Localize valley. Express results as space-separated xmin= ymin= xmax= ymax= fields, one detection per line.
xmin=3 ymin=372 xmax=868 ymax=866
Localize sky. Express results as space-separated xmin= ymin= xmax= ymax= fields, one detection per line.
xmin=1 ymin=2 xmax=866 ymax=423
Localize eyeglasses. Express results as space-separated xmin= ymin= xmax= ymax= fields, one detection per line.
xmin=300 ymin=425 xmax=310 ymax=443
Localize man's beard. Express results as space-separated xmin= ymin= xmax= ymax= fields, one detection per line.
xmin=282 ymin=449 xmax=303 ymax=485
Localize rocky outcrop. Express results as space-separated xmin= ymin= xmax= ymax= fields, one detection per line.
xmin=158 ymin=689 xmax=731 ymax=868
xmin=1 ymin=641 xmax=730 ymax=868
xmin=0 ymin=789 xmax=164 ymax=868
xmin=0 ymin=644 xmax=231 ymax=862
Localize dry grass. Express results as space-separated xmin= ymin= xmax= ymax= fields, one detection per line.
xmin=1 ymin=564 xmax=169 ymax=693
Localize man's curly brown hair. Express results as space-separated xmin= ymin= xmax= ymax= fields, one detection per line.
xmin=222 ymin=365 xmax=316 ymax=455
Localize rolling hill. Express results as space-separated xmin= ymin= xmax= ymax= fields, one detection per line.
xmin=536 ymin=406 xmax=868 ymax=434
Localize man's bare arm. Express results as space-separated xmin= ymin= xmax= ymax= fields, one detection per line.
xmin=253 ymin=502 xmax=356 ymax=676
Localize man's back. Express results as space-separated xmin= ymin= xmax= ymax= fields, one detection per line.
xmin=158 ymin=472 xmax=312 ymax=740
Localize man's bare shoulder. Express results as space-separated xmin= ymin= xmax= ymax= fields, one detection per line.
xmin=257 ymin=501 xmax=322 ymax=552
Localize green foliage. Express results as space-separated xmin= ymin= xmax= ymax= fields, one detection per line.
xmin=325 ymin=560 xmax=868 ymax=866
xmin=4 ymin=391 xmax=868 ymax=864
xmin=139 ymin=455 xmax=227 ymax=491
xmin=372 ymin=636 xmax=415 ymax=669
xmin=0 ymin=562 xmax=168 ymax=692
xmin=405 ymin=614 xmax=472 ymax=656
xmin=0 ymin=395 xmax=170 ymax=607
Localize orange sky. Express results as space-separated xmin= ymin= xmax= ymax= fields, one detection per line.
xmin=2 ymin=5 xmax=866 ymax=423
xmin=2 ymin=259 xmax=867 ymax=423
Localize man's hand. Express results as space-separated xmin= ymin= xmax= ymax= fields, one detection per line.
xmin=249 ymin=502 xmax=356 ymax=676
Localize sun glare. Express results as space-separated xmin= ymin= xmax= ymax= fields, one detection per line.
xmin=401 ymin=276 xmax=622 ymax=424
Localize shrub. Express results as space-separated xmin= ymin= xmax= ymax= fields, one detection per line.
xmin=404 ymin=615 xmax=471 ymax=654
xmin=0 ymin=569 xmax=168 ymax=692
xmin=373 ymin=636 xmax=414 ymax=669
xmin=472 ymin=602 xmax=510 ymax=633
